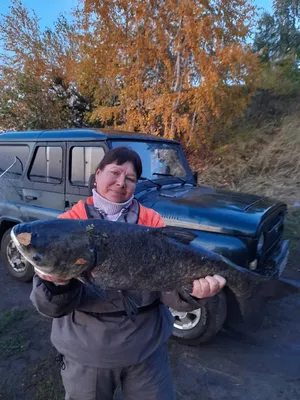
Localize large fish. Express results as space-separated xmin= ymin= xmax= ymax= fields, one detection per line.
xmin=10 ymin=218 xmax=280 ymax=320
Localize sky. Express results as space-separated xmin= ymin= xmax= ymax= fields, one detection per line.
xmin=0 ymin=0 xmax=274 ymax=31
xmin=0 ymin=0 xmax=77 ymax=30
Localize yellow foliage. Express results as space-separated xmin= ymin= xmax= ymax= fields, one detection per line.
xmin=78 ymin=0 xmax=260 ymax=145
xmin=0 ymin=0 xmax=260 ymax=143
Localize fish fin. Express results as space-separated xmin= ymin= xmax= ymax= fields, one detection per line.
xmin=76 ymin=272 xmax=109 ymax=302
xmin=121 ymin=291 xmax=143 ymax=321
xmin=86 ymin=283 xmax=108 ymax=302
xmin=76 ymin=270 xmax=95 ymax=285
xmin=178 ymin=284 xmax=205 ymax=309
xmin=161 ymin=227 xmax=197 ymax=245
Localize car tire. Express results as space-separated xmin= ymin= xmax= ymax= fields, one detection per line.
xmin=170 ymin=290 xmax=227 ymax=345
xmin=0 ymin=228 xmax=34 ymax=282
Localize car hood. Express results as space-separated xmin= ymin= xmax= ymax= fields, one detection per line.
xmin=137 ymin=183 xmax=286 ymax=237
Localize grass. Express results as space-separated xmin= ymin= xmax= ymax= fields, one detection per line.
xmin=0 ymin=309 xmax=28 ymax=335
xmin=284 ymin=208 xmax=300 ymax=251
xmin=0 ymin=309 xmax=30 ymax=357
xmin=0 ymin=382 xmax=14 ymax=400
xmin=189 ymin=113 xmax=300 ymax=207
xmin=0 ymin=308 xmax=65 ymax=399
xmin=34 ymin=375 xmax=64 ymax=400
xmin=0 ymin=334 xmax=30 ymax=356
xmin=24 ymin=357 xmax=65 ymax=400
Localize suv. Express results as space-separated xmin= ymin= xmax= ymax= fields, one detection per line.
xmin=0 ymin=129 xmax=289 ymax=345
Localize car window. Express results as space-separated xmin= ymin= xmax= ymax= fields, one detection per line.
xmin=0 ymin=145 xmax=29 ymax=180
xmin=109 ymin=141 xmax=191 ymax=179
xmin=70 ymin=146 xmax=105 ymax=186
xmin=29 ymin=146 xmax=63 ymax=184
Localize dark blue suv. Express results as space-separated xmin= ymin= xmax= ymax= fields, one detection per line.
xmin=0 ymin=129 xmax=289 ymax=344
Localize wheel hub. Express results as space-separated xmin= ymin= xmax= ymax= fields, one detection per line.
xmin=6 ymin=239 xmax=27 ymax=273
xmin=170 ymin=308 xmax=202 ymax=330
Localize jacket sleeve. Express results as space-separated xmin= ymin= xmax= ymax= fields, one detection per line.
xmin=30 ymin=274 xmax=83 ymax=318
xmin=30 ymin=274 xmax=156 ymax=317
xmin=160 ymin=290 xmax=208 ymax=312
xmin=153 ymin=212 xmax=166 ymax=228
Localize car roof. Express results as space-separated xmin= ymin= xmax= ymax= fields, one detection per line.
xmin=0 ymin=128 xmax=178 ymax=144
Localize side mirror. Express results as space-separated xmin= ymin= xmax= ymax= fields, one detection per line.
xmin=193 ymin=171 xmax=198 ymax=183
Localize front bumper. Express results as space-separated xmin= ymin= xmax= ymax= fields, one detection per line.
xmin=258 ymin=239 xmax=289 ymax=278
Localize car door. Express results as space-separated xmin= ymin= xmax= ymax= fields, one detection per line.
xmin=22 ymin=142 xmax=66 ymax=213
xmin=0 ymin=143 xmax=32 ymax=204
xmin=65 ymin=141 xmax=108 ymax=210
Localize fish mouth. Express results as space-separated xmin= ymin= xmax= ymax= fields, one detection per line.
xmin=10 ymin=225 xmax=24 ymax=248
xmin=11 ymin=225 xmax=39 ymax=268
xmin=11 ymin=224 xmax=32 ymax=245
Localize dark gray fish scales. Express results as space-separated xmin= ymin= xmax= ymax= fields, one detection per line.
xmin=11 ymin=218 xmax=272 ymax=319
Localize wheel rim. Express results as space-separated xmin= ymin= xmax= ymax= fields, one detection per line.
xmin=170 ymin=308 xmax=202 ymax=330
xmin=6 ymin=239 xmax=27 ymax=273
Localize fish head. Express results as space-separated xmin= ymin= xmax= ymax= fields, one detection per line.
xmin=11 ymin=219 xmax=95 ymax=280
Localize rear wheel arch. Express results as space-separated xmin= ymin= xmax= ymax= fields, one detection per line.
xmin=0 ymin=219 xmax=20 ymax=240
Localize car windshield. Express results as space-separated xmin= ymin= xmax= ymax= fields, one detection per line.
xmin=109 ymin=140 xmax=192 ymax=181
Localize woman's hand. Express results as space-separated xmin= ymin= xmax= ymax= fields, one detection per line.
xmin=34 ymin=268 xmax=71 ymax=285
xmin=191 ymin=275 xmax=227 ymax=299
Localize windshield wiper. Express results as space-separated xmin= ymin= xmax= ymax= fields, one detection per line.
xmin=139 ymin=177 xmax=162 ymax=189
xmin=152 ymin=172 xmax=187 ymax=185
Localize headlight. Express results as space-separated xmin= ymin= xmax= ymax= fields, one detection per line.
xmin=257 ymin=233 xmax=264 ymax=253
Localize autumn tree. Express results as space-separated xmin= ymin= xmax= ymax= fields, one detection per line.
xmin=0 ymin=0 xmax=90 ymax=131
xmin=75 ymin=0 xmax=259 ymax=146
xmin=0 ymin=0 xmax=259 ymax=145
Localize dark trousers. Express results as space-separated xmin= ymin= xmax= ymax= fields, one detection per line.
xmin=61 ymin=344 xmax=176 ymax=400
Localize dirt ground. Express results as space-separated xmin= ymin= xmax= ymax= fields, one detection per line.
xmin=1 ymin=213 xmax=300 ymax=400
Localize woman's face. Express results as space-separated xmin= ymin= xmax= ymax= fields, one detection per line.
xmin=95 ymin=161 xmax=137 ymax=203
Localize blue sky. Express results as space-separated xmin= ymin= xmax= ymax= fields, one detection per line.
xmin=0 ymin=0 xmax=76 ymax=30
xmin=0 ymin=0 xmax=273 ymax=31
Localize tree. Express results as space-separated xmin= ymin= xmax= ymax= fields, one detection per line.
xmin=75 ymin=0 xmax=259 ymax=146
xmin=254 ymin=0 xmax=300 ymax=61
xmin=253 ymin=12 xmax=278 ymax=62
xmin=0 ymin=0 xmax=90 ymax=131
xmin=253 ymin=0 xmax=300 ymax=94
xmin=273 ymin=0 xmax=300 ymax=57
xmin=0 ymin=0 xmax=259 ymax=145
xmin=0 ymin=66 xmax=71 ymax=131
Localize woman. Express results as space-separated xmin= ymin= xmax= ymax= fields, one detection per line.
xmin=30 ymin=146 xmax=226 ymax=400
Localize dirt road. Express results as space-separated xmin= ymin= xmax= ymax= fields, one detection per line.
xmin=0 ymin=260 xmax=300 ymax=400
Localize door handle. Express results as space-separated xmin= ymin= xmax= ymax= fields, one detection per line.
xmin=25 ymin=195 xmax=38 ymax=200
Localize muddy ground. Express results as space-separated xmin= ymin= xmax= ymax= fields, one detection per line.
xmin=1 ymin=213 xmax=300 ymax=399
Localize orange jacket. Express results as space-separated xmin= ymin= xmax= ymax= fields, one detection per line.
xmin=58 ymin=196 xmax=166 ymax=228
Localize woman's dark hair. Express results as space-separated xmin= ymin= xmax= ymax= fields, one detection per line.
xmin=96 ymin=147 xmax=142 ymax=179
